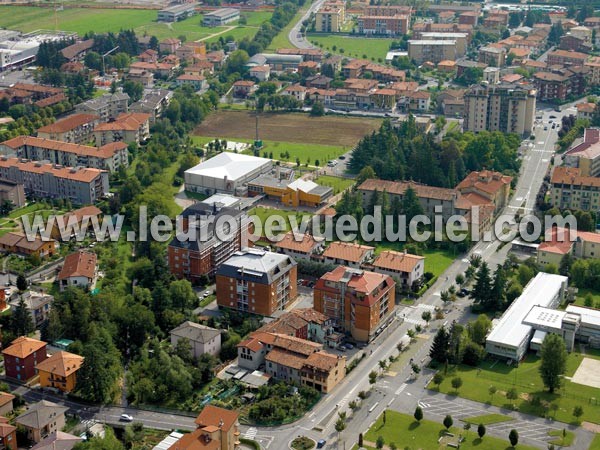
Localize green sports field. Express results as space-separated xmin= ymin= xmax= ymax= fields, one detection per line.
xmin=306 ymin=34 xmax=393 ymax=61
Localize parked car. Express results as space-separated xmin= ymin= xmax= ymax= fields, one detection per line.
xmin=458 ymin=288 xmax=470 ymax=297
xmin=344 ymin=343 xmax=354 ymax=350
xmin=317 ymin=440 xmax=327 ymax=449
xmin=120 ymin=414 xmax=134 ymax=422
xmin=337 ymin=345 xmax=346 ymax=352
xmin=204 ymin=291 xmax=211 ymax=297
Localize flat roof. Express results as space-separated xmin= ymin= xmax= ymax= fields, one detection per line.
xmin=523 ymin=305 xmax=566 ymax=332
xmin=159 ymin=3 xmax=196 ymax=13
xmin=486 ymin=272 xmax=567 ymax=348
xmin=409 ymin=40 xmax=457 ymax=45
xmin=204 ymin=7 xmax=239 ymax=18
xmin=185 ymin=152 xmax=271 ymax=182
xmin=566 ymin=305 xmax=600 ymax=328
xmin=220 ymin=248 xmax=291 ymax=275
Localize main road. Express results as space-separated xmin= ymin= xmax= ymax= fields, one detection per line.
xmin=288 ymin=0 xmax=324 ymax=49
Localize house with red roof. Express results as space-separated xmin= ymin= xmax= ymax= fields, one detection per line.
xmin=57 ymin=251 xmax=97 ymax=292
xmin=2 ymin=337 xmax=47 ymax=381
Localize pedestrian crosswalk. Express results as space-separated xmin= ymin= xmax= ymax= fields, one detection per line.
xmin=417 ymin=304 xmax=436 ymax=311
xmin=404 ymin=318 xmax=425 ymax=327
xmin=244 ymin=428 xmax=258 ymax=439
xmin=394 ymin=383 xmax=407 ymax=396
xmin=81 ymin=419 xmax=96 ymax=428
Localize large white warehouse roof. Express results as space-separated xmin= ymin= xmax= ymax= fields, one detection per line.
xmin=185 ymin=152 xmax=271 ymax=182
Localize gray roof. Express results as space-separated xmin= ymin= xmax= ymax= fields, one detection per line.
xmin=16 ymin=401 xmax=68 ymax=430
xmin=10 ymin=291 xmax=53 ymax=310
xmin=78 ymin=92 xmax=129 ymax=111
xmin=216 ymin=248 xmax=296 ymax=284
xmin=30 ymin=432 xmax=82 ymax=450
xmin=204 ymin=7 xmax=239 ymax=18
xmin=160 ymin=3 xmax=196 ymax=13
xmin=170 ymin=321 xmax=221 ymax=343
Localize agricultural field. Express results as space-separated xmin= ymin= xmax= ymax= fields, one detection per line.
xmin=306 ymin=34 xmax=394 ymax=61
xmin=363 ymin=410 xmax=538 ymax=450
xmin=429 ymin=350 xmax=600 ymax=425
xmin=0 ymin=6 xmax=269 ymax=43
xmin=194 ymin=111 xmax=381 ymax=148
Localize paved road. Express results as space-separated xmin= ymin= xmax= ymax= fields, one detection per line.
xmin=288 ymin=0 xmax=325 ymax=49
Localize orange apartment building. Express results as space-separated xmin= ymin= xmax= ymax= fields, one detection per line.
xmin=0 ymin=417 xmax=16 ymax=450
xmin=314 ymin=266 xmax=395 ymax=342
xmin=168 ymin=405 xmax=240 ymax=450
xmin=2 ymin=337 xmax=47 ymax=382
xmin=35 ymin=351 xmax=84 ymax=393
xmin=216 ymin=249 xmax=297 ymax=316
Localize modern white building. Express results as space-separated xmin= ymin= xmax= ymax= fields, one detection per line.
xmin=202 ymin=8 xmax=240 ymax=26
xmin=485 ymin=272 xmax=568 ymax=361
xmin=184 ymin=152 xmax=273 ymax=196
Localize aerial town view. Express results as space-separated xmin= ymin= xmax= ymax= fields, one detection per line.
xmin=1 ymin=0 xmax=600 ymax=448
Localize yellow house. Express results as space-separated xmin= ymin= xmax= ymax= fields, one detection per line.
xmin=36 ymin=351 xmax=84 ymax=393
xmin=248 ymin=177 xmax=333 ymax=208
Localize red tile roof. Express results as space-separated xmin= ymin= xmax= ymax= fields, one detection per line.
xmin=2 ymin=336 xmax=46 ymax=359
xmin=323 ymin=241 xmax=374 ymax=263
xmin=35 ymin=351 xmax=83 ymax=378
xmin=37 ymin=114 xmax=99 ymax=134
xmin=57 ymin=251 xmax=97 ymax=281
xmin=372 ymin=250 xmax=424 ymax=273
xmin=195 ymin=405 xmax=238 ymax=432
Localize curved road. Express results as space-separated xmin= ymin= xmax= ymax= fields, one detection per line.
xmin=288 ymin=0 xmax=325 ymax=49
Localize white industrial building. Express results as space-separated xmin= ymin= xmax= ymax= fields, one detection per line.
xmin=184 ymin=152 xmax=273 ymax=196
xmin=0 ymin=31 xmax=72 ymax=72
xmin=485 ymin=272 xmax=568 ymax=361
xmin=202 ymin=8 xmax=240 ymax=26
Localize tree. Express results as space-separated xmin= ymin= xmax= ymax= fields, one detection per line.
xmin=356 ymin=166 xmax=376 ymax=185
xmin=429 ymin=326 xmax=450 ymax=363
xmin=335 ymin=417 xmax=346 ymax=435
xmin=451 ymin=377 xmax=463 ymax=392
xmin=490 ymin=266 xmax=506 ymax=310
xmin=573 ymin=405 xmax=584 ymax=422
xmin=16 ymin=274 xmax=27 ymax=292
xmin=488 ymin=385 xmax=497 ymax=401
xmin=369 ymin=370 xmax=378 ymax=385
xmin=478 ymin=423 xmax=486 ymax=439
xmin=414 ymin=406 xmax=423 ymax=422
xmin=467 ymin=314 xmax=491 ymax=346
xmin=432 ymin=373 xmax=444 ymax=388
xmin=401 ymin=186 xmax=424 ymax=222
xmin=10 ymin=296 xmax=34 ymax=337
xmin=443 ymin=415 xmax=453 ymax=430
xmin=509 ymin=429 xmax=519 ymax=447
xmin=472 ymin=262 xmax=493 ymax=306
xmin=421 ymin=311 xmax=432 ymax=323
xmin=455 ymin=274 xmax=465 ymax=287
xmin=74 ymin=427 xmax=124 ymax=450
xmin=310 ymin=102 xmax=325 ymax=117
xmin=123 ymin=80 xmax=144 ymax=103
xmin=539 ymin=333 xmax=567 ymax=393
xmin=559 ymin=252 xmax=572 ymax=276
xmin=376 ymin=436 xmax=384 ymax=450
xmin=506 ymin=388 xmax=518 ymax=401
xmin=378 ymin=359 xmax=387 ymax=371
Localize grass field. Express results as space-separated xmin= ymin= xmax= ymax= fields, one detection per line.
xmin=589 ymin=433 xmax=600 ymax=450
xmin=266 ymin=2 xmax=310 ymax=51
xmin=0 ymin=6 xmax=268 ymax=43
xmin=429 ymin=350 xmax=600 ymax=425
xmin=374 ymin=243 xmax=455 ymax=278
xmin=194 ymin=111 xmax=381 ymax=148
xmin=313 ymin=175 xmax=354 ymax=194
xmin=547 ymin=429 xmax=575 ymax=447
xmin=573 ymin=288 xmax=600 ymax=308
xmin=249 ymin=207 xmax=313 ymax=236
xmin=363 ymin=410 xmax=537 ymax=450
xmin=306 ymin=34 xmax=393 ymax=61
xmin=462 ymin=414 xmax=514 ymax=426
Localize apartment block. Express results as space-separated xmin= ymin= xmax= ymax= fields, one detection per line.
xmin=76 ymin=92 xmax=129 ymax=122
xmin=36 ymin=114 xmax=100 ymax=145
xmin=563 ymin=128 xmax=600 ymax=177
xmin=215 ymin=248 xmax=297 ymax=316
xmin=408 ymin=40 xmax=457 ymax=64
xmin=550 ymin=166 xmax=600 ymax=212
xmin=92 ymin=112 xmax=150 ymax=146
xmin=2 ymin=337 xmax=47 ymax=381
xmin=9 ymin=291 xmax=53 ymax=328
xmin=420 ymin=32 xmax=467 ymax=57
xmin=365 ymin=5 xmax=412 ymax=22
xmin=533 ymin=67 xmax=589 ymax=102
xmin=313 ymin=266 xmax=395 ymax=342
xmin=463 ymin=83 xmax=536 ymax=136
xmin=546 ymin=49 xmax=589 ymax=67
xmin=315 ymin=5 xmax=344 ymax=33
xmin=358 ymin=15 xmax=409 ymax=36
xmin=0 ymin=136 xmax=129 ymax=172
xmin=0 ymin=157 xmax=108 ymax=205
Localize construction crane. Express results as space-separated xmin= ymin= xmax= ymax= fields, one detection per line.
xmin=102 ymin=46 xmax=119 ymax=75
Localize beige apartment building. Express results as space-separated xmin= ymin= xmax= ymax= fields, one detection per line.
xmin=315 ymin=4 xmax=345 ymax=32
xmin=463 ymin=83 xmax=536 ymax=136
xmin=408 ymin=40 xmax=457 ymax=64
xmin=550 ymin=166 xmax=600 ymax=212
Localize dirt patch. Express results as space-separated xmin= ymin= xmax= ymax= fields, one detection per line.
xmin=582 ymin=421 xmax=600 ymax=432
xmin=194 ymin=111 xmax=381 ymax=146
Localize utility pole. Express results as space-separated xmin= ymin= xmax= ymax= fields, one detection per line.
xmin=102 ymin=46 xmax=119 ymax=76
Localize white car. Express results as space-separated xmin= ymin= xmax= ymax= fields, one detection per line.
xmin=120 ymin=414 xmax=134 ymax=422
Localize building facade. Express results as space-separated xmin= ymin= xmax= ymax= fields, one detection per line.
xmin=2 ymin=337 xmax=47 ymax=381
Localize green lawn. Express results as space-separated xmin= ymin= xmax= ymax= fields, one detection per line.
xmin=462 ymin=414 xmax=514 ymax=426
xmin=429 ymin=351 xmax=600 ymax=425
xmin=589 ymin=433 xmax=600 ymax=450
xmin=306 ymin=34 xmax=393 ymax=61
xmin=373 ymin=244 xmax=454 ymax=278
xmin=364 ymin=410 xmax=537 ymax=450
xmin=0 ymin=6 xmax=156 ymax=34
xmin=548 ymin=429 xmax=575 ymax=447
xmin=267 ymin=2 xmax=310 ymax=51
xmin=573 ymin=288 xmax=600 ymax=308
xmin=313 ymin=175 xmax=354 ymax=195
xmin=191 ymin=136 xmax=347 ymax=165
xmin=249 ymin=207 xmax=313 ymax=236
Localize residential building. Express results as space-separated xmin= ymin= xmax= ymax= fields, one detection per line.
xmin=408 ymin=40 xmax=457 ymax=64
xmin=35 ymin=351 xmax=83 ymax=393
xmin=176 ymin=73 xmax=207 ymax=91
xmin=129 ymin=61 xmax=176 ymax=78
xmin=158 ymin=3 xmax=197 ymax=22
xmin=168 ymin=202 xmax=249 ymax=281
xmin=0 ymin=83 xmax=64 ymax=107
xmin=57 ymin=251 xmax=97 ymax=292
xmin=76 ymin=92 xmax=129 ymax=122
xmin=232 ymin=80 xmax=256 ymax=99
xmin=314 ymin=266 xmax=395 ymax=342
xmin=248 ymin=65 xmax=270 ymax=81
xmin=0 ymin=417 xmax=16 ymax=450
xmin=368 ymin=250 xmax=424 ymax=290
xmin=130 ymin=89 xmax=172 ymax=124
xmin=9 ymin=291 xmax=53 ymax=328
xmin=456 ymin=170 xmax=512 ymax=213
xmin=576 ymin=102 xmax=596 ymax=121
xmin=315 ymin=5 xmax=344 ymax=33
xmin=547 ymin=49 xmax=589 ymax=67
xmin=478 ymin=46 xmax=506 ymax=67
xmin=170 ymin=321 xmax=222 ymax=358
xmin=36 ymin=114 xmax=100 ymax=144
xmin=483 ymin=67 xmax=500 ymax=84
xmin=0 ymin=136 xmax=129 ymax=172
xmin=459 ymin=11 xmax=479 ymax=26
xmin=274 ymin=232 xmax=324 ymax=260
xmin=30 ymin=432 xmax=82 ymax=450
xmin=50 ymin=205 xmax=102 ymax=241
xmin=60 ymin=40 xmax=94 ymax=62
xmin=169 ymin=405 xmax=239 ymax=450
xmin=215 ymin=248 xmax=297 ymax=316
xmin=258 ymin=308 xmax=334 ymax=343
xmin=485 ymin=273 xmax=568 ymax=361
xmin=2 ymin=336 xmax=47 ymax=381
xmin=0 ymin=179 xmax=25 ymax=208
xmin=365 ymin=5 xmax=412 ymax=20
xmin=463 ymin=83 xmax=536 ymax=136
xmin=534 ymin=227 xmax=600 ymax=266
xmin=159 ymin=38 xmax=181 ymax=54
xmin=247 ymin=176 xmax=333 ymax=207
xmin=0 ymin=232 xmax=57 ymax=259
xmin=15 ymin=401 xmax=67 ymax=444
xmin=277 ymin=48 xmax=323 ymax=63
xmin=559 ymin=34 xmax=592 ymax=53
xmin=0 ymin=157 xmax=109 ymax=204
xmin=0 ymin=393 xmax=14 ymax=417
xmin=563 ymin=128 xmax=600 ymax=177
xmin=533 ymin=67 xmax=589 ymax=102
xmin=92 ymin=112 xmax=150 ymax=146
xmin=203 ymin=8 xmax=240 ymax=26
xmin=550 ymin=166 xmax=600 ymax=212
xmin=281 ymin=84 xmax=307 ymax=102
xmin=420 ymin=32 xmax=467 ymax=57
xmin=184 ymin=152 xmax=272 ymax=196
xmin=358 ymin=15 xmax=409 ymax=36
xmin=322 ymin=241 xmax=374 ymax=268
xmin=127 ymin=68 xmax=154 ymax=88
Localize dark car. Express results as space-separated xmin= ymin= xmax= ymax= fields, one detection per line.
xmin=317 ymin=440 xmax=327 ymax=449
xmin=344 ymin=343 xmax=354 ymax=350
xmin=458 ymin=288 xmax=470 ymax=297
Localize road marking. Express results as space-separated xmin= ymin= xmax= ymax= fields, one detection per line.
xmin=245 ymin=428 xmax=258 ymax=439
xmin=394 ymin=383 xmax=407 ymax=396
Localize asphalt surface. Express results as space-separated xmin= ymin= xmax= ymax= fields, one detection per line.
xmin=288 ymin=0 xmax=325 ymax=49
